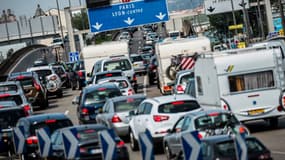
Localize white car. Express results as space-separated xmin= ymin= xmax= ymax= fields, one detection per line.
xmin=27 ymin=66 xmax=63 ymax=98
xmin=97 ymin=76 xmax=134 ymax=96
xmin=128 ymin=94 xmax=202 ymax=151
xmin=172 ymin=70 xmax=194 ymax=94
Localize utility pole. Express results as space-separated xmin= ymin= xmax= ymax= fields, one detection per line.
xmin=230 ymin=0 xmax=238 ymax=35
xmin=279 ymin=0 xmax=285 ymax=35
xmin=257 ymin=0 xmax=265 ymax=40
xmin=240 ymin=0 xmax=250 ymax=45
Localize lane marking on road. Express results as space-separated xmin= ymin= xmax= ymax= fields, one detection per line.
xmin=65 ymin=110 xmax=69 ymax=115
xmin=144 ymin=75 xmax=147 ymax=96
xmin=272 ymin=151 xmax=285 ymax=155
xmin=9 ymin=48 xmax=42 ymax=74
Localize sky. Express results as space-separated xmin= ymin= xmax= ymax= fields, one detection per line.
xmin=0 ymin=0 xmax=84 ymax=18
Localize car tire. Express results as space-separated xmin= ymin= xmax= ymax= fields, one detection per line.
xmin=129 ymin=130 xmax=139 ymax=151
xmin=164 ymin=143 xmax=173 ymax=160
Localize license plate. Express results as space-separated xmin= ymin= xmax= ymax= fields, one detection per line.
xmin=90 ymin=149 xmax=102 ymax=154
xmin=248 ymin=109 xmax=264 ymax=115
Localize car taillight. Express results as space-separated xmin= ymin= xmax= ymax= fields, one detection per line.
xmin=26 ymin=136 xmax=38 ymax=145
xmin=82 ymin=108 xmax=89 ymax=115
xmin=50 ymin=75 xmax=57 ymax=81
xmin=277 ymin=105 xmax=283 ymax=112
xmin=221 ymin=99 xmax=231 ymax=111
xmin=198 ymin=132 xmax=203 ymax=139
xmin=133 ymin=75 xmax=137 ymax=81
xmin=16 ymin=75 xmax=25 ymax=80
xmin=128 ymin=89 xmax=134 ymax=95
xmin=153 ymin=115 xmax=169 ymax=122
xmin=259 ymin=153 xmax=271 ymax=159
xmin=281 ymin=94 xmax=285 ymax=111
xmin=33 ymin=80 xmax=41 ymax=91
xmin=112 ymin=115 xmax=122 ymax=123
xmin=78 ymin=71 xmax=84 ymax=77
xmin=106 ymin=73 xmax=113 ymax=77
xmin=116 ymin=140 xmax=125 ymax=147
xmin=80 ymin=147 xmax=88 ymax=153
xmin=23 ymin=105 xmax=31 ymax=116
xmin=45 ymin=119 xmax=56 ymax=124
xmin=176 ymin=85 xmax=184 ymax=92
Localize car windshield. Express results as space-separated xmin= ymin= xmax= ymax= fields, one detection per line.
xmin=30 ymin=119 xmax=72 ymax=135
xmin=194 ymin=113 xmax=239 ymax=130
xmin=158 ymin=100 xmax=200 ymax=113
xmin=0 ymin=95 xmax=23 ymax=105
xmin=114 ymin=97 xmax=145 ymax=112
xmin=84 ymin=89 xmax=122 ymax=105
xmin=103 ymin=59 xmax=132 ymax=71
xmin=0 ymin=85 xmax=18 ymax=92
xmin=76 ymin=128 xmax=106 ymax=142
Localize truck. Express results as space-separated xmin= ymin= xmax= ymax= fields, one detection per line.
xmin=187 ymin=44 xmax=285 ymax=127
xmin=156 ymin=36 xmax=211 ymax=95
xmin=81 ymin=40 xmax=129 ymax=76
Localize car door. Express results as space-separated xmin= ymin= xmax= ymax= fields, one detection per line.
xmin=140 ymin=102 xmax=153 ymax=132
xmin=174 ymin=116 xmax=192 ymax=153
xmin=167 ymin=116 xmax=185 ymax=154
xmin=131 ymin=102 xmax=146 ymax=137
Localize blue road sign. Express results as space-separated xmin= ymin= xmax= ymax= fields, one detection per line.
xmin=12 ymin=126 xmax=26 ymax=154
xmin=69 ymin=51 xmax=79 ymax=62
xmin=99 ymin=129 xmax=117 ymax=160
xmin=62 ymin=128 xmax=80 ymax=159
xmin=88 ymin=0 xmax=169 ymax=33
xmin=181 ymin=131 xmax=202 ymax=160
xmin=235 ymin=133 xmax=248 ymax=160
xmin=36 ymin=127 xmax=52 ymax=158
xmin=138 ymin=129 xmax=154 ymax=160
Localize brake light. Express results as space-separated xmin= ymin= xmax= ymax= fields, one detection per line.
xmin=26 ymin=136 xmax=38 ymax=145
xmin=176 ymin=85 xmax=184 ymax=92
xmin=80 ymin=147 xmax=87 ymax=153
xmin=172 ymin=101 xmax=184 ymax=105
xmin=116 ymin=140 xmax=125 ymax=147
xmin=0 ymin=94 xmax=10 ymax=98
xmin=50 ymin=75 xmax=57 ymax=81
xmin=45 ymin=119 xmax=56 ymax=124
xmin=82 ymin=108 xmax=89 ymax=115
xmin=33 ymin=80 xmax=41 ymax=91
xmin=78 ymin=71 xmax=84 ymax=77
xmin=208 ymin=112 xmax=219 ymax=117
xmin=23 ymin=105 xmax=31 ymax=116
xmin=198 ymin=133 xmax=203 ymax=139
xmin=153 ymin=115 xmax=169 ymax=122
xmin=112 ymin=115 xmax=122 ymax=123
xmin=98 ymin=88 xmax=106 ymax=91
xmin=16 ymin=75 xmax=25 ymax=80
xmin=133 ymin=75 xmax=137 ymax=81
xmin=277 ymin=105 xmax=283 ymax=112
xmin=128 ymin=89 xmax=134 ymax=95
xmin=106 ymin=73 xmax=113 ymax=77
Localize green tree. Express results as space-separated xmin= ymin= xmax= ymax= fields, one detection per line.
xmin=71 ymin=9 xmax=89 ymax=30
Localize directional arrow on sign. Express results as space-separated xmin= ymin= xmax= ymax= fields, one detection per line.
xmin=239 ymin=2 xmax=247 ymax=7
xmin=12 ymin=126 xmax=26 ymax=154
xmin=138 ymin=129 xmax=154 ymax=160
xmin=62 ymin=128 xmax=79 ymax=159
xmin=124 ymin=17 xmax=135 ymax=25
xmin=234 ymin=133 xmax=248 ymax=160
xmin=36 ymin=127 xmax=52 ymax=158
xmin=207 ymin=6 xmax=215 ymax=12
xmin=99 ymin=129 xmax=117 ymax=160
xmin=181 ymin=131 xmax=202 ymax=160
xmin=156 ymin=12 xmax=166 ymax=20
xmin=92 ymin=22 xmax=103 ymax=30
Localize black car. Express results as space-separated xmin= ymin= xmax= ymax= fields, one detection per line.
xmin=0 ymin=101 xmax=28 ymax=155
xmin=16 ymin=113 xmax=73 ymax=159
xmin=200 ymin=135 xmax=272 ymax=160
xmin=147 ymin=55 xmax=158 ymax=85
xmin=7 ymin=72 xmax=49 ymax=109
xmin=73 ymin=83 xmax=122 ymax=124
xmin=73 ymin=60 xmax=86 ymax=90
xmin=48 ymin=124 xmax=129 ymax=160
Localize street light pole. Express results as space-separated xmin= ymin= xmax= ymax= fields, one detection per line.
xmin=56 ymin=0 xmax=66 ymax=61
xmin=230 ymin=0 xmax=237 ymax=35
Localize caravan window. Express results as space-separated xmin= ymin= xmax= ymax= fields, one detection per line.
xmin=228 ymin=70 xmax=274 ymax=92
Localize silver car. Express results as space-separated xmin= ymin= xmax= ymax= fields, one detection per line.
xmin=96 ymin=94 xmax=146 ymax=137
xmin=97 ymin=76 xmax=134 ymax=96
xmin=129 ymin=54 xmax=147 ymax=75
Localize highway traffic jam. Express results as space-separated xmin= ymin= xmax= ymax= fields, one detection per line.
xmin=1 ymin=24 xmax=284 ymax=160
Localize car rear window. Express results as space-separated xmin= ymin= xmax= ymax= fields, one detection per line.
xmin=0 ymin=95 xmax=23 ymax=105
xmin=95 ymin=73 xmax=122 ymax=83
xmin=30 ymin=119 xmax=73 ymax=135
xmin=194 ymin=113 xmax=239 ymax=130
xmin=0 ymin=108 xmax=26 ymax=129
xmin=179 ymin=73 xmax=194 ymax=85
xmin=114 ymin=97 xmax=145 ymax=112
xmin=103 ymin=59 xmax=132 ymax=71
xmin=0 ymin=85 xmax=18 ymax=92
xmin=34 ymin=69 xmax=52 ymax=78
xmin=18 ymin=78 xmax=33 ymax=87
xmin=158 ymin=100 xmax=200 ymax=113
xmin=84 ymin=88 xmax=122 ymax=105
xmin=76 ymin=128 xmax=106 ymax=142
xmin=130 ymin=56 xmax=143 ymax=62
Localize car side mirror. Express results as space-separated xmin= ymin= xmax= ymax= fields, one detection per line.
xmin=72 ymin=96 xmax=79 ymax=105
xmin=129 ymin=110 xmax=136 ymax=116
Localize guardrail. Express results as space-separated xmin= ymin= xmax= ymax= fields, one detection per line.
xmin=0 ymin=44 xmax=46 ymax=75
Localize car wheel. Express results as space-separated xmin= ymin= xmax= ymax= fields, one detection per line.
xmin=164 ymin=143 xmax=173 ymax=160
xmin=129 ymin=130 xmax=139 ymax=151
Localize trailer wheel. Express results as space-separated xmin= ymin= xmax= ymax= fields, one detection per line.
xmin=166 ymin=65 xmax=177 ymax=80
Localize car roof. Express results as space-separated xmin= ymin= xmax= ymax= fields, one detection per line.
xmin=19 ymin=113 xmax=70 ymax=124
xmin=183 ymin=108 xmax=231 ymax=118
xmin=59 ymin=124 xmax=107 ymax=133
xmin=109 ymin=94 xmax=146 ymax=102
xmin=0 ymin=101 xmax=17 ymax=106
xmin=27 ymin=66 xmax=53 ymax=71
xmin=94 ymin=70 xmax=122 ymax=76
xmin=9 ymin=72 xmax=34 ymax=78
xmin=0 ymin=90 xmax=21 ymax=96
xmin=150 ymin=94 xmax=197 ymax=104
xmin=84 ymin=83 xmax=119 ymax=93
xmin=176 ymin=69 xmax=193 ymax=76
